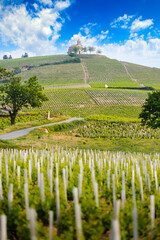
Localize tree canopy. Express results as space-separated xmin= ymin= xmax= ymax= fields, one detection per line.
xmin=139 ymin=91 xmax=160 ymax=128
xmin=72 ymin=46 xmax=80 ymax=55
xmin=0 ymin=67 xmax=48 ymax=125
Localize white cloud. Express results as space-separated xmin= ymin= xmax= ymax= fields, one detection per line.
xmin=33 ymin=3 xmax=38 ymax=10
xmin=131 ymin=17 xmax=153 ymax=31
xmin=111 ymin=14 xmax=134 ymax=29
xmin=38 ymin=0 xmax=53 ymax=6
xmin=101 ymin=38 xmax=160 ymax=68
xmin=68 ymin=33 xmax=98 ymax=47
xmin=0 ymin=1 xmax=71 ymax=57
xmin=80 ymin=23 xmax=97 ymax=35
xmin=55 ymin=0 xmax=71 ymax=10
xmin=66 ymin=26 xmax=160 ymax=68
xmin=96 ymin=30 xmax=109 ymax=40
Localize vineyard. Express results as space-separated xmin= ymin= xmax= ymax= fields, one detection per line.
xmin=74 ymin=120 xmax=160 ymax=139
xmin=125 ymin=62 xmax=160 ymax=90
xmin=84 ymin=57 xmax=141 ymax=88
xmin=27 ymin=89 xmax=149 ymax=117
xmin=0 ymin=147 xmax=160 ymax=239
xmin=86 ymin=89 xmax=148 ymax=106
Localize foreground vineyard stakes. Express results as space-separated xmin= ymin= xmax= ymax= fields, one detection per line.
xmin=0 ymin=147 xmax=160 ymax=239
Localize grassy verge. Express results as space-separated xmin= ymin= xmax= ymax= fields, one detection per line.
xmin=0 ymin=114 xmax=68 ymax=135
xmin=2 ymin=116 xmax=159 ymax=153
xmin=4 ymin=129 xmax=159 ymax=153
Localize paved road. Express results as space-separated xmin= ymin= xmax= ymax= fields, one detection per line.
xmin=0 ymin=117 xmax=83 ymax=140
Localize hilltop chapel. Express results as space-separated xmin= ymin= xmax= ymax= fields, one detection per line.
xmin=67 ymin=39 xmax=83 ymax=55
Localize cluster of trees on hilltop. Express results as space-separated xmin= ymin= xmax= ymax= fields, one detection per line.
xmin=70 ymin=46 xmax=102 ymax=56
xmin=3 ymin=55 xmax=12 ymax=59
xmin=3 ymin=52 xmax=29 ymax=60
xmin=82 ymin=46 xmax=102 ymax=54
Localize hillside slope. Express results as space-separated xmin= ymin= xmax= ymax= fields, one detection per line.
xmin=0 ymin=54 xmax=160 ymax=89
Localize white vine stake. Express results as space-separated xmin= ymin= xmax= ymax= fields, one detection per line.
xmin=133 ymin=207 xmax=138 ymax=240
xmin=24 ymin=183 xmax=29 ymax=219
xmin=107 ymin=170 xmax=110 ymax=189
xmin=24 ymin=169 xmax=28 ymax=185
xmin=111 ymin=219 xmax=121 ymax=240
xmin=139 ymin=176 xmax=143 ymax=203
xmin=0 ymin=214 xmax=7 ymax=240
xmin=40 ymin=173 xmax=45 ymax=202
xmin=112 ymin=174 xmax=116 ymax=206
xmin=49 ymin=211 xmax=54 ymax=240
xmin=0 ymin=174 xmax=3 ymax=200
xmin=29 ymin=208 xmax=37 ymax=240
xmin=62 ymin=168 xmax=67 ymax=201
xmin=55 ymin=177 xmax=60 ymax=235
xmin=49 ymin=169 xmax=53 ymax=195
xmin=150 ymin=195 xmax=155 ymax=238
xmin=73 ymin=188 xmax=84 ymax=240
xmin=111 ymin=200 xmax=121 ymax=240
xmin=93 ymin=182 xmax=99 ymax=207
xmin=17 ymin=166 xmax=20 ymax=188
xmin=8 ymin=183 xmax=13 ymax=212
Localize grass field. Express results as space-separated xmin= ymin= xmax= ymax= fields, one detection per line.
xmin=0 ymin=55 xmax=71 ymax=68
xmin=18 ymin=63 xmax=84 ymax=86
xmin=125 ymin=62 xmax=160 ymax=89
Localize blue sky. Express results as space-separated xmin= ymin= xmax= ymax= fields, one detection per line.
xmin=0 ymin=0 xmax=160 ymax=67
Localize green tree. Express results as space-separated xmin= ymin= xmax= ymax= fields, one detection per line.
xmin=72 ymin=46 xmax=80 ymax=55
xmin=82 ymin=46 xmax=88 ymax=54
xmin=88 ymin=46 xmax=95 ymax=54
xmin=97 ymin=49 xmax=102 ymax=54
xmin=3 ymin=55 xmax=8 ymax=59
xmin=22 ymin=52 xmax=28 ymax=58
xmin=139 ymin=91 xmax=160 ymax=128
xmin=0 ymin=67 xmax=48 ymax=125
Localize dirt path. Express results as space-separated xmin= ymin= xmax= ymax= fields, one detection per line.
xmin=81 ymin=61 xmax=90 ymax=86
xmin=45 ymin=84 xmax=91 ymax=89
xmin=122 ymin=62 xmax=145 ymax=87
xmin=0 ymin=117 xmax=83 ymax=140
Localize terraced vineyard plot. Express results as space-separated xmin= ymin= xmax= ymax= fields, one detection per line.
xmin=86 ymin=89 xmax=149 ymax=106
xmin=18 ymin=63 xmax=84 ymax=86
xmin=35 ymin=89 xmax=92 ymax=112
xmin=85 ymin=57 xmax=141 ymax=87
xmin=125 ymin=62 xmax=160 ymax=89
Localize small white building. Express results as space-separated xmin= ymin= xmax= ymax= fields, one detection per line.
xmin=67 ymin=39 xmax=83 ymax=55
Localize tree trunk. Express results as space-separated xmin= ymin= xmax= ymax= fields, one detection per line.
xmin=9 ymin=111 xmax=17 ymax=125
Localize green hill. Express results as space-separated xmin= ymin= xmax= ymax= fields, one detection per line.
xmin=0 ymin=54 xmax=160 ymax=89
xmin=0 ymin=55 xmax=70 ymax=68
xmin=1 ymin=54 xmax=160 ymax=119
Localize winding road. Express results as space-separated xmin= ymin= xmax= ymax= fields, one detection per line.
xmin=0 ymin=117 xmax=83 ymax=140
